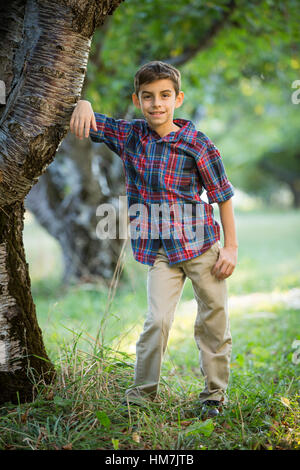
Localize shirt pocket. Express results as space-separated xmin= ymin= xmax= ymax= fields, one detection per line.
xmin=165 ymin=154 xmax=195 ymax=191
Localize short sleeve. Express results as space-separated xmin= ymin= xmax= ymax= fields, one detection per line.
xmin=195 ymin=143 xmax=235 ymax=204
xmin=89 ymin=112 xmax=132 ymax=157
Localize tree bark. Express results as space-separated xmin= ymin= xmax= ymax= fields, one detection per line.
xmin=0 ymin=0 xmax=124 ymax=404
xmin=0 ymin=200 xmax=54 ymax=403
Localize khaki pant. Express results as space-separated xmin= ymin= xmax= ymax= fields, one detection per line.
xmin=125 ymin=241 xmax=232 ymax=404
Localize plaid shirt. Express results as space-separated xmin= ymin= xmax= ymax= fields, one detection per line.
xmin=90 ymin=113 xmax=235 ymax=266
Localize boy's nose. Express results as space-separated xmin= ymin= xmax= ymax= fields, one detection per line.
xmin=152 ymin=97 xmax=162 ymax=106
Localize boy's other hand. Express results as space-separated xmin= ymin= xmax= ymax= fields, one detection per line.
xmin=70 ymin=100 xmax=97 ymax=140
xmin=211 ymin=245 xmax=238 ymax=280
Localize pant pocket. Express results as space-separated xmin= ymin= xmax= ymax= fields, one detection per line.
xmin=210 ymin=241 xmax=220 ymax=255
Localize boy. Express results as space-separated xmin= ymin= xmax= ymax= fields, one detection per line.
xmin=70 ymin=61 xmax=238 ymax=418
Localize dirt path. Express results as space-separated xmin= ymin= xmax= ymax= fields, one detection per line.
xmin=178 ymin=287 xmax=300 ymax=317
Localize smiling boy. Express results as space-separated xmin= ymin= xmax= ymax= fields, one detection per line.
xmin=70 ymin=61 xmax=238 ymax=418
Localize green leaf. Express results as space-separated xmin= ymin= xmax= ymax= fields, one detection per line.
xmin=96 ymin=410 xmax=111 ymax=429
xmin=112 ymin=439 xmax=119 ymax=450
xmin=185 ymin=419 xmax=215 ymax=437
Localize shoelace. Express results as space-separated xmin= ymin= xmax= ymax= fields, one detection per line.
xmin=203 ymin=400 xmax=220 ymax=406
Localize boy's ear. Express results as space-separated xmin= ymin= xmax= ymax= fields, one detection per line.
xmin=132 ymin=93 xmax=141 ymax=109
xmin=175 ymin=91 xmax=184 ymax=109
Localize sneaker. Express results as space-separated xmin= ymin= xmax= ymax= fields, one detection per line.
xmin=120 ymin=399 xmax=145 ymax=417
xmin=200 ymin=400 xmax=221 ymax=418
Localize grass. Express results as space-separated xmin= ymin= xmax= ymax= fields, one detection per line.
xmin=0 ymin=207 xmax=299 ymax=450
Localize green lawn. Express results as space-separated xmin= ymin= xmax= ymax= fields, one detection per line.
xmin=0 ymin=207 xmax=299 ymax=450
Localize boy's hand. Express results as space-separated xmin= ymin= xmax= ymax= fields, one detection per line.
xmin=70 ymin=100 xmax=97 ymax=140
xmin=211 ymin=246 xmax=238 ymax=280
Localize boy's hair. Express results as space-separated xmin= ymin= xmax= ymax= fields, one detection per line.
xmin=134 ymin=61 xmax=181 ymax=97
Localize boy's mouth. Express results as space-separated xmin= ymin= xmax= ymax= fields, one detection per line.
xmin=150 ymin=111 xmax=165 ymax=116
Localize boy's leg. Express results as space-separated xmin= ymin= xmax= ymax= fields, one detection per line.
xmin=183 ymin=241 xmax=232 ymax=404
xmin=125 ymin=245 xmax=186 ymax=403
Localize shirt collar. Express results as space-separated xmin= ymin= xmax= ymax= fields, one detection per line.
xmin=144 ymin=118 xmax=197 ymax=144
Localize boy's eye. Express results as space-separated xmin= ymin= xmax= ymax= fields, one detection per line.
xmin=143 ymin=95 xmax=170 ymax=100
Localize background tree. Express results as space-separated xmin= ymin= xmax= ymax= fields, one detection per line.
xmin=0 ymin=0 xmax=123 ymax=404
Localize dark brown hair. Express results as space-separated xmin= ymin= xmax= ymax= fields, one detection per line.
xmin=134 ymin=61 xmax=181 ymax=97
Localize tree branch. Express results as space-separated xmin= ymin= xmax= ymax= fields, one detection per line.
xmin=165 ymin=0 xmax=237 ymax=67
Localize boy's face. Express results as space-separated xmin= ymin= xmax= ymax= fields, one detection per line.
xmin=132 ymin=79 xmax=184 ymax=129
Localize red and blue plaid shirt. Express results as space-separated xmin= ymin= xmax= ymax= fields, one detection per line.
xmin=90 ymin=113 xmax=235 ymax=266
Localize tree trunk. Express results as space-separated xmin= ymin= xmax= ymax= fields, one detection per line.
xmin=290 ymin=180 xmax=300 ymax=208
xmin=259 ymin=154 xmax=300 ymax=209
xmin=0 ymin=201 xmax=54 ymax=403
xmin=0 ymin=0 xmax=124 ymax=404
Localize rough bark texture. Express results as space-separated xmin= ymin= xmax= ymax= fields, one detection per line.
xmin=0 ymin=0 xmax=124 ymax=404
xmin=0 ymin=201 xmax=54 ymax=403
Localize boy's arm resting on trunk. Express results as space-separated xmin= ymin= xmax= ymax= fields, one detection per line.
xmin=70 ymin=99 xmax=132 ymax=157
xmin=70 ymin=100 xmax=97 ymax=139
